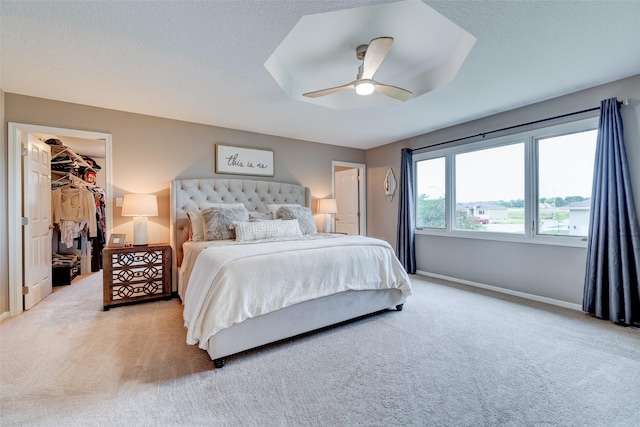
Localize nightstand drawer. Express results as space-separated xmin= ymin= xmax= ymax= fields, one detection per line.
xmin=102 ymin=243 xmax=171 ymax=310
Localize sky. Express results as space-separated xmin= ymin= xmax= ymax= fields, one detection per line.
xmin=416 ymin=129 xmax=597 ymax=203
xmin=538 ymin=130 xmax=597 ymax=199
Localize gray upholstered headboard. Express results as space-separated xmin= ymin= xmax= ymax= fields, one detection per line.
xmin=170 ymin=178 xmax=311 ymax=288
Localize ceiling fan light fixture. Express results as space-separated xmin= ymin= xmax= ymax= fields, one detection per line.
xmin=355 ymin=80 xmax=375 ymax=96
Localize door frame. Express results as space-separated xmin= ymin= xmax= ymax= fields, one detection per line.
xmin=332 ymin=161 xmax=366 ymax=235
xmin=8 ymin=122 xmax=113 ymax=316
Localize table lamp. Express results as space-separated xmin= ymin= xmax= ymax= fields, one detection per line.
xmin=318 ymin=198 xmax=337 ymax=233
xmin=121 ymin=194 xmax=158 ymax=246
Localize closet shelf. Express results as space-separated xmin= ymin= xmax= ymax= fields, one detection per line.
xmin=50 ymin=143 xmax=96 ymax=171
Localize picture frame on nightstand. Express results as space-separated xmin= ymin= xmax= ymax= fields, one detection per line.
xmin=108 ymin=233 xmax=126 ymax=248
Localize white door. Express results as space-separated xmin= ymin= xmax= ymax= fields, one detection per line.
xmin=335 ymin=168 xmax=359 ymax=235
xmin=23 ymin=134 xmax=53 ymax=309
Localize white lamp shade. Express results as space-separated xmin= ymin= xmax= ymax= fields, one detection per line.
xmin=318 ymin=198 xmax=337 ymax=214
xmin=121 ymin=194 xmax=158 ymax=217
xmin=121 ymin=194 xmax=158 ymax=245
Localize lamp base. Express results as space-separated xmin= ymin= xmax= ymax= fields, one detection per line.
xmin=324 ymin=214 xmax=332 ymax=233
xmin=132 ymin=216 xmax=148 ymax=246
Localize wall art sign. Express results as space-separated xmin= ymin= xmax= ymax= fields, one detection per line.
xmin=215 ymin=144 xmax=274 ymax=177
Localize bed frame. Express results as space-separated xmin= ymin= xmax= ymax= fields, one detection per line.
xmin=170 ymin=178 xmax=405 ymax=368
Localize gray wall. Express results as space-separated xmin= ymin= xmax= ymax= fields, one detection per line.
xmin=1 ymin=94 xmax=365 ymax=315
xmin=365 ymin=138 xmax=409 ymax=249
xmin=366 ymin=74 xmax=640 ymax=306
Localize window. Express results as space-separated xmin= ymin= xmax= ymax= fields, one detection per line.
xmin=416 ymin=157 xmax=446 ymax=229
xmin=413 ymin=117 xmax=598 ymax=246
xmin=537 ymin=129 xmax=597 ymax=236
xmin=455 ymin=143 xmax=525 ymax=233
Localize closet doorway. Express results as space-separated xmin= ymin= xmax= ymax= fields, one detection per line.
xmin=7 ymin=123 xmax=112 ymax=316
xmin=332 ymin=161 xmax=366 ymax=236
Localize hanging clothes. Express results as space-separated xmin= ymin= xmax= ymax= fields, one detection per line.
xmin=59 ymin=220 xmax=86 ymax=248
xmin=52 ymin=186 xmax=97 ymax=238
xmin=89 ymin=187 xmax=106 ymax=272
xmin=90 ymin=187 xmax=107 ymax=244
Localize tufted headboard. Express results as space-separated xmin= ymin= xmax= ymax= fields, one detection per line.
xmin=170 ymin=178 xmax=311 ymax=289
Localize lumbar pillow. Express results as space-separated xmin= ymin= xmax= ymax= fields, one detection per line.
xmin=232 ymin=219 xmax=302 ymax=242
xmin=201 ymin=206 xmax=249 ymax=240
xmin=276 ymin=206 xmax=317 ymax=235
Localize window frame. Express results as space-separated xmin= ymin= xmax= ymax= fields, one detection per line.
xmin=413 ymin=116 xmax=599 ymax=248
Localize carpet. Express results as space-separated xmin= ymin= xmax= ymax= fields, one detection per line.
xmin=1 ymin=272 xmax=639 ymax=426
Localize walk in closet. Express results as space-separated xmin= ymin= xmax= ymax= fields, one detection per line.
xmin=48 ymin=138 xmax=107 ymax=286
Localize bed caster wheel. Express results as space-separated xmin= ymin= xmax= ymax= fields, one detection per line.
xmin=396 ymin=304 xmax=404 ymax=311
xmin=213 ymin=358 xmax=226 ymax=369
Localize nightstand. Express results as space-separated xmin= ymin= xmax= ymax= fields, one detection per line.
xmin=102 ymin=243 xmax=171 ymax=310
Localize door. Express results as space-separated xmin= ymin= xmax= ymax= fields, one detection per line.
xmin=23 ymin=134 xmax=53 ymax=309
xmin=334 ymin=168 xmax=359 ymax=235
xmin=8 ymin=123 xmax=112 ymax=316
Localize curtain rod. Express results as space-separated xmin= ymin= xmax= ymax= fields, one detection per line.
xmin=411 ymin=98 xmax=629 ymax=153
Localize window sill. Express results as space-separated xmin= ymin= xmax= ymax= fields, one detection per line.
xmin=415 ymin=228 xmax=588 ymax=248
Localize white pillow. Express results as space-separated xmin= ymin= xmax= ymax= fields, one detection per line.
xmin=249 ymin=211 xmax=273 ymax=221
xmin=266 ymin=203 xmax=301 ymax=219
xmin=232 ymin=219 xmax=302 ymax=242
xmin=187 ymin=211 xmax=205 ymax=241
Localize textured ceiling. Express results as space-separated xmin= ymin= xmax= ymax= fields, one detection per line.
xmin=1 ymin=0 xmax=640 ymax=150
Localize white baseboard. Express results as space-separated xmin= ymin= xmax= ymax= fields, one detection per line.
xmin=0 ymin=311 xmax=10 ymax=322
xmin=415 ymin=270 xmax=583 ymax=311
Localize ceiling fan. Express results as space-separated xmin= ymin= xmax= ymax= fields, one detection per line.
xmin=303 ymin=36 xmax=413 ymax=102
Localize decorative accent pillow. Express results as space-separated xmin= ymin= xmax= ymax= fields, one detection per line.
xmin=186 ymin=211 xmax=205 ymax=241
xmin=267 ymin=203 xmax=300 ymax=219
xmin=232 ymin=219 xmax=302 ymax=242
xmin=201 ymin=206 xmax=249 ymax=240
xmin=187 ymin=203 xmax=244 ymax=241
xmin=249 ymin=211 xmax=273 ymax=221
xmin=276 ymin=206 xmax=317 ymax=235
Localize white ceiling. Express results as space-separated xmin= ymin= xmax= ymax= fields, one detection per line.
xmin=2 ymin=0 xmax=640 ymax=150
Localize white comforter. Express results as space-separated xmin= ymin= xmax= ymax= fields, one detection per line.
xmin=181 ymin=235 xmax=412 ymax=350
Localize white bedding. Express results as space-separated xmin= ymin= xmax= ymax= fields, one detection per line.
xmin=181 ymin=234 xmax=412 ymax=350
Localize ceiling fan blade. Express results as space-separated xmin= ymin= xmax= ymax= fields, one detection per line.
xmin=361 ymin=36 xmax=394 ymax=80
xmin=374 ymin=82 xmax=413 ymax=102
xmin=303 ymin=81 xmax=356 ymax=98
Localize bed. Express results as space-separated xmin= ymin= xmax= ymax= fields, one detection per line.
xmin=170 ymin=178 xmax=412 ymax=368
